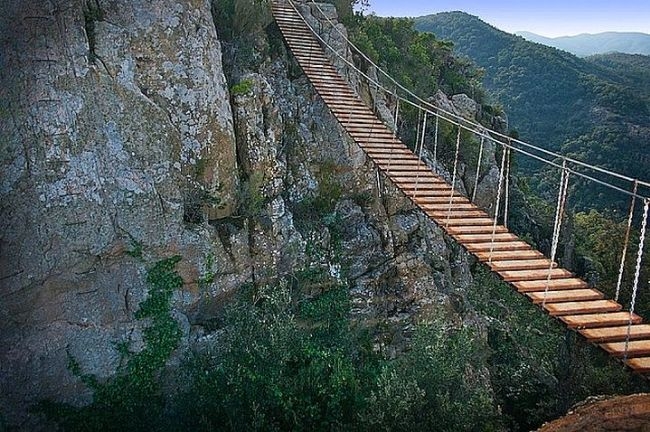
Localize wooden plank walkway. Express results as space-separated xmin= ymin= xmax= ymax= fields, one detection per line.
xmin=271 ymin=0 xmax=649 ymax=374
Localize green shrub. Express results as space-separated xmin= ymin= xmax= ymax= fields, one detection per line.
xmin=174 ymin=275 xmax=500 ymax=432
xmin=230 ymin=78 xmax=254 ymax=97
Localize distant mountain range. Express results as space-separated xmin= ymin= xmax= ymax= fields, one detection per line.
xmin=413 ymin=12 xmax=650 ymax=210
xmin=516 ymin=31 xmax=650 ymax=57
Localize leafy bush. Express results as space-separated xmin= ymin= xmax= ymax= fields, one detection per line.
xmin=174 ymin=275 xmax=500 ymax=431
xmin=230 ymin=78 xmax=255 ymax=97
xmin=364 ymin=322 xmax=500 ymax=432
xmin=176 ymin=280 xmax=372 ymax=431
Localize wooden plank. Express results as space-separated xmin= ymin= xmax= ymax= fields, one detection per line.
xmin=375 ymin=160 xmax=426 ymax=166
xmin=349 ymin=127 xmax=395 ymax=134
xmin=601 ymin=340 xmax=650 ymax=358
xmin=413 ymin=196 xmax=470 ymax=204
xmin=400 ymin=189 xmax=455 ymax=196
xmin=357 ymin=135 xmax=402 ymax=141
xmin=343 ymin=123 xmax=389 ymax=132
xmin=625 ymin=357 xmax=650 ymax=373
xmin=297 ymin=59 xmax=335 ymax=66
xmin=318 ymin=99 xmax=364 ymax=106
xmin=488 ymin=259 xmax=555 ymax=272
xmin=420 ymin=203 xmax=477 ymax=211
xmin=310 ymin=81 xmax=349 ymax=88
xmin=372 ymin=159 xmax=422 ymax=166
xmin=284 ymin=27 xmax=317 ymax=33
xmin=475 ymin=250 xmax=545 ymax=262
xmin=362 ymin=145 xmax=409 ymax=152
xmin=465 ymin=241 xmax=532 ymax=252
xmin=446 ymin=225 xmax=509 ymax=235
xmin=581 ymin=325 xmax=650 ymax=343
xmin=513 ymin=278 xmax=588 ymax=292
xmin=430 ymin=211 xmax=487 ymax=220
xmin=301 ymin=66 xmax=339 ymax=74
xmin=346 ymin=127 xmax=394 ymax=134
xmin=331 ymin=109 xmax=377 ymax=117
xmin=416 ymin=197 xmax=470 ymax=206
xmin=316 ymin=88 xmax=357 ymax=96
xmin=543 ymin=300 xmax=621 ymax=317
xmin=527 ymin=289 xmax=604 ymax=304
xmin=274 ymin=14 xmax=305 ymax=19
xmin=393 ymin=183 xmax=451 ymax=191
xmin=335 ymin=115 xmax=381 ymax=123
xmin=393 ymin=178 xmax=447 ymax=185
xmin=561 ymin=312 xmax=642 ymax=329
xmin=367 ymin=153 xmax=421 ymax=160
xmin=383 ymin=168 xmax=435 ymax=175
xmin=308 ymin=75 xmax=346 ymax=82
xmin=292 ymin=51 xmax=326 ymax=58
xmin=360 ymin=138 xmax=405 ymax=145
xmin=499 ymin=268 xmax=574 ymax=282
xmin=316 ymin=95 xmax=359 ymax=103
xmin=290 ymin=46 xmax=325 ymax=54
xmin=377 ymin=169 xmax=430 ymax=176
xmin=281 ymin=29 xmax=315 ymax=35
xmin=430 ymin=210 xmax=488 ymax=219
xmin=316 ymin=88 xmax=354 ymax=98
xmin=439 ymin=218 xmax=496 ymax=227
xmin=283 ymin=33 xmax=316 ymax=40
xmin=341 ymin=119 xmax=386 ymax=130
xmin=291 ymin=53 xmax=330 ymax=61
xmin=308 ymin=80 xmax=352 ymax=87
xmin=367 ymin=155 xmax=418 ymax=162
xmin=454 ymin=233 xmax=519 ymax=243
xmin=330 ymin=98 xmax=370 ymax=107
xmin=289 ymin=44 xmax=324 ymax=51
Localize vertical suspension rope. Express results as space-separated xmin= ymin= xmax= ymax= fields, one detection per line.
xmin=393 ymin=92 xmax=400 ymax=138
xmin=542 ymin=160 xmax=571 ymax=306
xmin=616 ymin=180 xmax=639 ymax=301
xmin=446 ymin=126 xmax=462 ymax=227
xmin=376 ymin=170 xmax=382 ymax=199
xmin=504 ymin=147 xmax=512 ymax=229
xmin=488 ymin=143 xmax=508 ymax=263
xmin=415 ymin=108 xmax=422 ymax=152
xmin=389 ymin=94 xmax=399 ymax=174
xmin=472 ymin=135 xmax=485 ymax=203
xmin=433 ymin=114 xmax=439 ymax=172
xmin=624 ymin=198 xmax=649 ymax=361
xmin=414 ymin=113 xmax=428 ymax=199
xmin=419 ymin=113 xmax=428 ymax=158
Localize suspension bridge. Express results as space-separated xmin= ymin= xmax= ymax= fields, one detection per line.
xmin=270 ymin=0 xmax=650 ymax=374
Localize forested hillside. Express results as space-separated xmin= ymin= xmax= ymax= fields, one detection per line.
xmin=516 ymin=31 xmax=650 ymax=57
xmin=414 ymin=12 xmax=650 ymax=210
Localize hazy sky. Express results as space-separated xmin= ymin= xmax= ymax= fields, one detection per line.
xmin=363 ymin=0 xmax=650 ymax=37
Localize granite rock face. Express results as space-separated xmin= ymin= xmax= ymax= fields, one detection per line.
xmin=0 ymin=0 xmax=239 ymax=426
xmin=0 ymin=1 xmax=499 ymax=428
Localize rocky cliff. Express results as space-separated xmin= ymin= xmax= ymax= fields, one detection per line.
xmin=0 ymin=1 xmax=500 ymax=428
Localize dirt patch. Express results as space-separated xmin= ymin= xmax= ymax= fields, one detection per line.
xmin=537 ymin=394 xmax=650 ymax=432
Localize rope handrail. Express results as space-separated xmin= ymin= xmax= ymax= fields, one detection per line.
xmin=291 ymin=0 xmax=650 ymax=201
